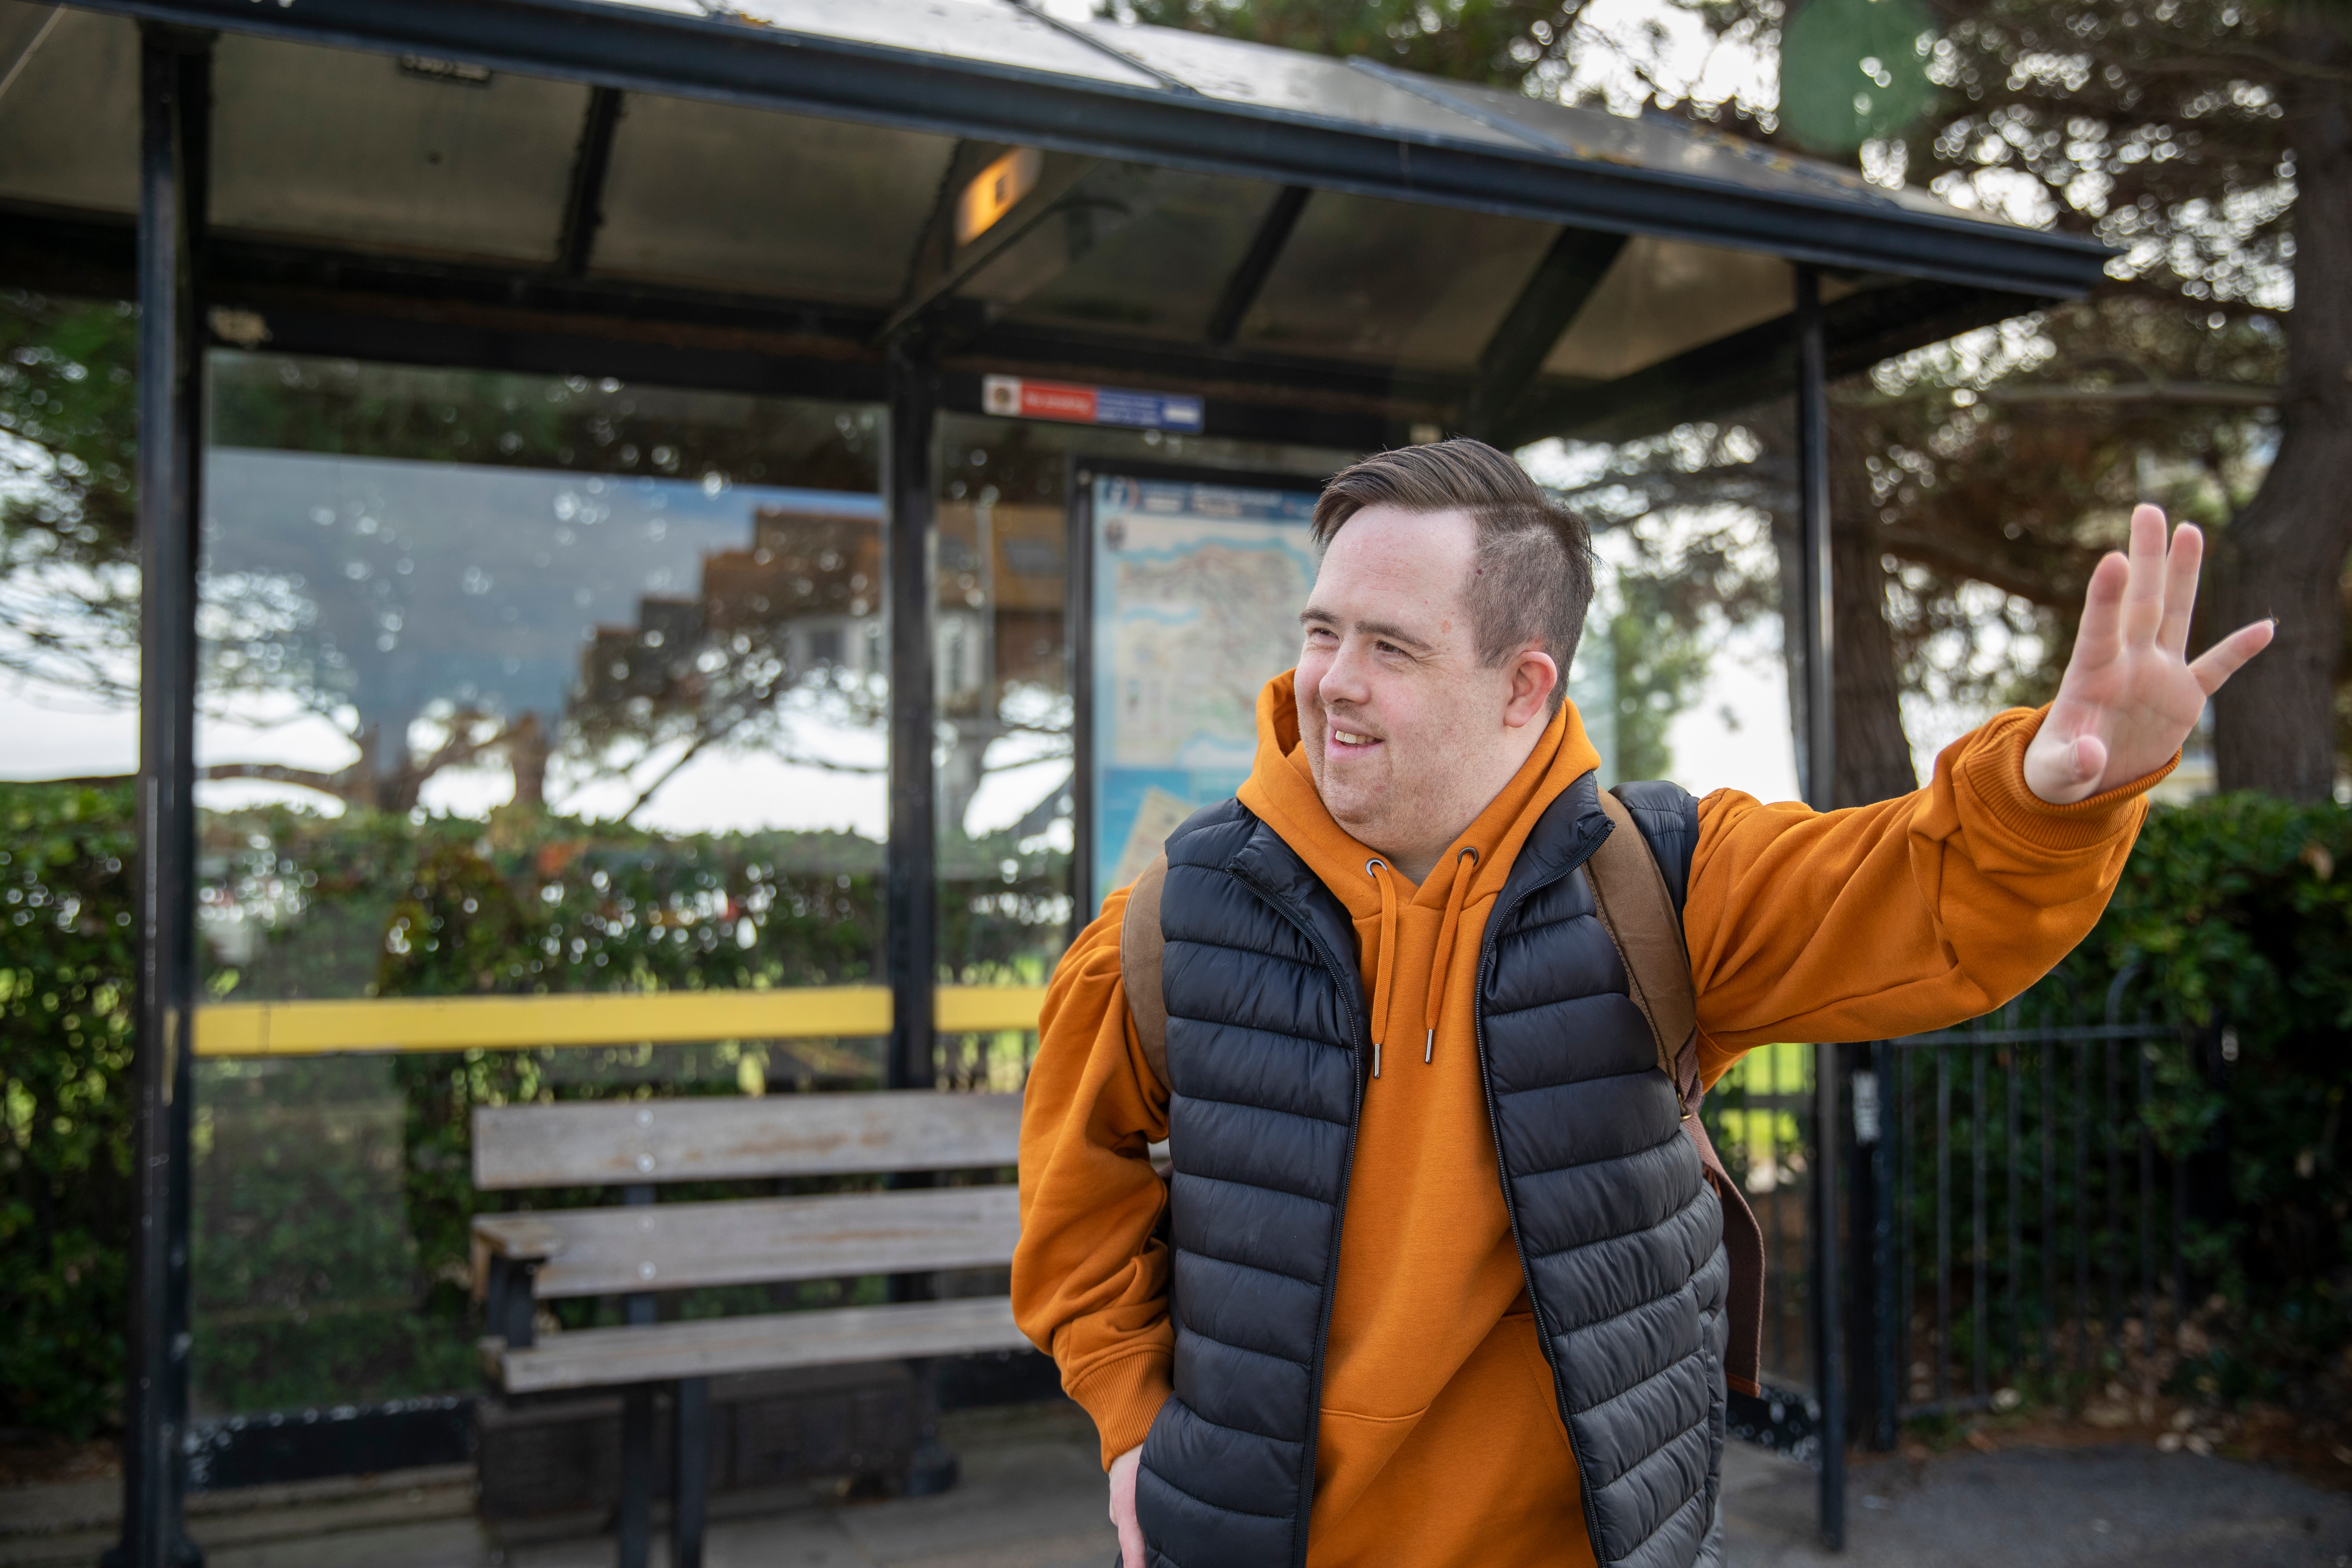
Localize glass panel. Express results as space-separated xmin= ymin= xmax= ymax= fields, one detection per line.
xmin=981 ymin=168 xmax=1283 ymax=343
xmin=0 ymin=6 xmax=139 ymax=216
xmin=1237 ymin=191 xmax=1556 ymax=369
xmin=209 ymin=37 xmax=588 ymax=264
xmin=1075 ymin=20 xmax=1530 ymax=148
xmin=1544 ymin=241 xmax=1859 ymax=382
xmin=592 ymin=94 xmax=956 ymax=303
xmin=721 ymin=0 xmax=1160 ymax=89
xmin=1546 ymin=238 xmax=1796 ymax=382
xmin=928 ymin=413 xmax=1358 ymax=1097
xmin=191 ymin=354 xmax=889 ymax=1416
xmin=1384 ymin=67 xmax=1969 ymax=220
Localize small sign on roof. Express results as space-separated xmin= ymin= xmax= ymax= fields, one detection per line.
xmin=983 ymin=374 xmax=1204 ymax=433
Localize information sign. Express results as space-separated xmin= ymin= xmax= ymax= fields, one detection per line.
xmin=1087 ymin=470 xmax=1321 ymax=899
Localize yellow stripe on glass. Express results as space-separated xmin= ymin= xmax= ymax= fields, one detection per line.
xmin=192 ymin=986 xmax=1048 ymax=1059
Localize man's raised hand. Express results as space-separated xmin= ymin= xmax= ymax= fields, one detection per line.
xmin=2023 ymin=504 xmax=2274 ymax=805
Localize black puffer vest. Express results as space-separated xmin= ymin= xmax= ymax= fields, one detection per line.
xmin=1133 ymin=772 xmax=1726 ymax=1568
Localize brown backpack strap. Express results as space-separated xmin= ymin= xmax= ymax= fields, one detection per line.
xmin=1119 ymin=853 xmax=1172 ymax=1096
xmin=1588 ymin=787 xmax=1765 ymax=1398
xmin=1587 ymin=790 xmax=1697 ymax=1086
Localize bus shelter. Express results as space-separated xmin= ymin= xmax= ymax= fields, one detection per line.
xmin=0 ymin=1 xmax=2112 ymax=1560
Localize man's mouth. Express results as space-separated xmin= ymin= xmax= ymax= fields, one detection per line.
xmin=1331 ymin=729 xmax=1381 ymax=750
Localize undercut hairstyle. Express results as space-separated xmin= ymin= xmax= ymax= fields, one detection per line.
xmin=1311 ymin=439 xmax=1596 ymax=714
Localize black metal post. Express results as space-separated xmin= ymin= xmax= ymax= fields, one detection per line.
xmin=1066 ymin=462 xmax=1097 ymax=924
xmin=1793 ymin=264 xmax=1835 ymax=815
xmin=116 ymin=26 xmax=208 ymax=1568
xmin=617 ymin=1385 xmax=653 ymax=1568
xmin=1813 ymin=1042 xmax=1847 ymax=1550
xmin=1795 ymin=264 xmax=1844 ymax=1548
xmin=1971 ymin=1047 xmax=1989 ymax=1402
xmin=881 ymin=345 xmax=959 ymax=1496
xmin=2041 ymin=1044 xmax=2057 ymax=1372
xmin=1896 ymin=1048 xmax=1914 ymax=1421
xmin=885 ymin=341 xmax=938 ymax=1094
xmin=2007 ymin=1037 xmax=2023 ymax=1378
xmin=1935 ymin=1048 xmax=1951 ymax=1405
xmin=1850 ymin=1041 xmax=1897 ymax=1451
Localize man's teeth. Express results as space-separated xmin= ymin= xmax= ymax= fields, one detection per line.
xmin=1335 ymin=731 xmax=1376 ymax=745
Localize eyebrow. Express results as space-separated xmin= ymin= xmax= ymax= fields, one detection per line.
xmin=1298 ymin=607 xmax=1435 ymax=653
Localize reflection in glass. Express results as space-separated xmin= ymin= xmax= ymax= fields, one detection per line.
xmin=928 ymin=416 xmax=1359 ymax=1098
xmin=190 ymin=355 xmax=895 ymax=1417
xmin=197 ymin=357 xmax=892 ymax=998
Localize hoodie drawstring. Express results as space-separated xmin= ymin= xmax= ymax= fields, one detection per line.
xmin=1364 ymin=858 xmax=1400 ymax=1078
xmin=1366 ymin=848 xmax=1479 ymax=1077
xmin=1424 ymin=847 xmax=1479 ymax=1064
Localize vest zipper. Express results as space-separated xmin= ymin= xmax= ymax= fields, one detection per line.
xmin=1469 ymin=817 xmax=1613 ymax=1561
xmin=1230 ymin=862 xmax=1370 ymax=1568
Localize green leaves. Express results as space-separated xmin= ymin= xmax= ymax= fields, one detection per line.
xmin=2042 ymin=791 xmax=2352 ymax=1390
xmin=0 ymin=780 xmax=137 ymax=1438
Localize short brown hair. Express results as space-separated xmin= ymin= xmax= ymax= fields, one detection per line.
xmin=1311 ymin=439 xmax=1595 ymax=714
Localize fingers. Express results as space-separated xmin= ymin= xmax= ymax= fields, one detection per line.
xmin=2190 ymin=617 xmax=2277 ymax=695
xmin=2121 ymin=504 xmax=2168 ymax=646
xmin=2058 ymin=732 xmax=2107 ymax=797
xmin=2072 ymin=550 xmax=2131 ymax=667
xmin=2159 ymin=522 xmax=2203 ymax=658
xmin=1109 ymin=1444 xmax=1146 ymax=1568
xmin=2022 ymin=723 xmax=2108 ymax=805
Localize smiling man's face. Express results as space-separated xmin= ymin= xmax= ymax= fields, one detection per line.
xmin=1295 ymin=505 xmax=1558 ymax=883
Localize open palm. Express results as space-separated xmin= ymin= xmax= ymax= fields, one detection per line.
xmin=2024 ymin=505 xmax=2275 ymax=805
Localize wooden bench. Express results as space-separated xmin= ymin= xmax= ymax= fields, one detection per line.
xmin=469 ymin=1090 xmax=1029 ymax=1568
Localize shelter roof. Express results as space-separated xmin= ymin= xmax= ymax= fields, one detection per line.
xmin=0 ymin=0 xmax=2115 ymax=444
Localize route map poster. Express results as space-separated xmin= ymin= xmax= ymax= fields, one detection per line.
xmin=1089 ymin=470 xmax=1322 ymax=900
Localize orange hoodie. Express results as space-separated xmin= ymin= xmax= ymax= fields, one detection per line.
xmin=1014 ymin=674 xmax=2168 ymax=1567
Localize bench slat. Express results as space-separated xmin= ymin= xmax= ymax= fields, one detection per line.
xmin=471 ymin=1185 xmax=1020 ymax=1299
xmin=486 ymin=1297 xmax=1032 ymax=1393
xmin=470 ymin=1091 xmax=1022 ymax=1189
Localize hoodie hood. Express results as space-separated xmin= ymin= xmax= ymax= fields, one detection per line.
xmin=1237 ymin=668 xmax=1603 ymax=909
xmin=1236 ymin=669 xmax=1604 ymax=1073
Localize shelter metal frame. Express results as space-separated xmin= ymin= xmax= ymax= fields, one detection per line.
xmin=15 ymin=3 xmax=2130 ymax=1560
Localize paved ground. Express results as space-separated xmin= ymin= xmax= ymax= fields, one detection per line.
xmin=1723 ymin=1437 xmax=2352 ymax=1568
xmin=7 ymin=1401 xmax=2351 ymax=1567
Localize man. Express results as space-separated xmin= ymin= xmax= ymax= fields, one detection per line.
xmin=1012 ymin=440 xmax=2271 ymax=1568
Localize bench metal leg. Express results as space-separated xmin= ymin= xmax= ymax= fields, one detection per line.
xmin=618 ymin=1185 xmax=660 ymax=1568
xmin=487 ymin=1255 xmax=537 ymax=1348
xmin=671 ymin=1377 xmax=709 ymax=1568
xmin=617 ymin=1383 xmax=654 ymax=1568
xmin=905 ymin=1357 xmax=959 ymax=1498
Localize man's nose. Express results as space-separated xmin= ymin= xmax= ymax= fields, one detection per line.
xmin=1317 ymin=638 xmax=1373 ymax=709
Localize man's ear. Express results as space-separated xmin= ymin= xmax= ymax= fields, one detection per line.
xmin=1503 ymin=647 xmax=1558 ymax=729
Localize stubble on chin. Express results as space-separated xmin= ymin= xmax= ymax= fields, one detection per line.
xmin=1303 ymin=707 xmax=1386 ymax=842
xmin=1314 ymin=765 xmax=1387 ymax=846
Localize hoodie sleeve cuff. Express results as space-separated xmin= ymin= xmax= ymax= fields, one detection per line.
xmin=1065 ymin=1345 xmax=1173 ymax=1470
xmin=1956 ymin=705 xmax=2177 ymax=853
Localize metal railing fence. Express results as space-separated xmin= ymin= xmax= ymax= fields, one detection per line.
xmin=1844 ymin=969 xmax=2222 ymax=1448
